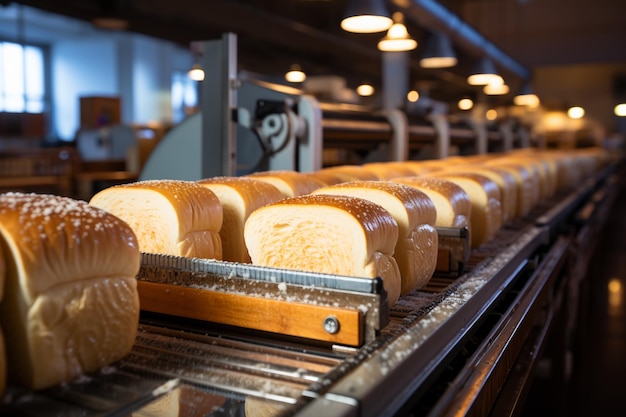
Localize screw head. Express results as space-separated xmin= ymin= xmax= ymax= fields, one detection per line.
xmin=323 ymin=316 xmax=340 ymax=334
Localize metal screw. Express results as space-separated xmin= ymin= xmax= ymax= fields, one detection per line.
xmin=323 ymin=316 xmax=340 ymax=334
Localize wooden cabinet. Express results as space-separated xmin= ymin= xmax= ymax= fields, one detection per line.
xmin=79 ymin=96 xmax=121 ymax=129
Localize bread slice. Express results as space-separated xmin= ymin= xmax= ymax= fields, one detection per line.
xmin=430 ymin=172 xmax=502 ymax=248
xmin=0 ymin=193 xmax=140 ymax=390
xmin=391 ymin=176 xmax=471 ymax=229
xmin=197 ymin=177 xmax=284 ymax=263
xmin=90 ymin=180 xmax=223 ymax=259
xmin=244 ymin=194 xmax=401 ymax=304
xmin=246 ymin=170 xmax=325 ymax=197
xmin=312 ymin=181 xmax=438 ymax=295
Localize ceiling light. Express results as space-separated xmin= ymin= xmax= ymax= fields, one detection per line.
xmin=614 ymin=103 xmax=626 ymax=117
xmin=285 ymin=64 xmax=306 ymax=83
xmin=188 ymin=63 xmax=204 ymax=81
xmin=419 ymin=31 xmax=457 ymax=69
xmin=357 ymin=83 xmax=375 ymax=96
xmin=407 ymin=90 xmax=419 ymax=102
xmin=467 ymin=57 xmax=502 ymax=86
xmin=483 ymin=81 xmax=510 ymax=95
xmin=458 ymin=98 xmax=474 ymax=111
xmin=377 ymin=13 xmax=417 ymax=52
xmin=341 ymin=0 xmax=392 ymax=33
xmin=567 ymin=106 xmax=585 ymax=119
xmin=514 ymin=82 xmax=540 ymax=107
xmin=486 ymin=109 xmax=498 ymax=121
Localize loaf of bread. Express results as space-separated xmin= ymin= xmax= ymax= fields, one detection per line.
xmin=90 ymin=180 xmax=223 ymax=259
xmin=318 ymin=165 xmax=379 ymax=182
xmin=197 ymin=177 xmax=284 ymax=263
xmin=244 ymin=194 xmax=401 ymax=304
xmin=430 ymin=172 xmax=502 ymax=248
xmin=0 ymin=193 xmax=140 ymax=390
xmin=247 ymin=170 xmax=325 ymax=197
xmin=361 ymin=162 xmax=416 ymax=180
xmin=391 ymin=176 xmax=471 ymax=229
xmin=435 ymin=166 xmax=518 ymax=224
xmin=312 ymin=181 xmax=438 ymax=295
xmin=483 ymin=160 xmax=537 ymax=217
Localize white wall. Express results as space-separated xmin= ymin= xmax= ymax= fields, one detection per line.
xmin=51 ymin=38 xmax=118 ymax=140
xmin=51 ymin=31 xmax=194 ymax=141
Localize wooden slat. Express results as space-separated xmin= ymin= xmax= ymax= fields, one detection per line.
xmin=137 ymin=281 xmax=364 ymax=346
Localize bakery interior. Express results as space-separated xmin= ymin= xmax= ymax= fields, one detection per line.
xmin=0 ymin=0 xmax=625 ymax=416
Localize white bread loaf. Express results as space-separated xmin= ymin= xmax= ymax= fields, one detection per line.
xmin=90 ymin=180 xmax=223 ymax=259
xmin=436 ymin=166 xmax=518 ymax=224
xmin=318 ymin=165 xmax=380 ymax=182
xmin=0 ymin=193 xmax=140 ymax=390
xmin=302 ymin=170 xmax=347 ymax=186
xmin=312 ymin=181 xmax=438 ymax=295
xmin=246 ymin=170 xmax=324 ymax=197
xmin=430 ymin=172 xmax=502 ymax=248
xmin=391 ymin=176 xmax=471 ymax=229
xmin=505 ymin=154 xmax=555 ymax=200
xmin=361 ymin=162 xmax=416 ymax=180
xmin=197 ymin=177 xmax=284 ymax=263
xmin=244 ymin=194 xmax=402 ymax=305
xmin=395 ymin=160 xmax=438 ymax=176
xmin=483 ymin=161 xmax=537 ymax=217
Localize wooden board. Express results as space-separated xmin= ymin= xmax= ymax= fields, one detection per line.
xmin=137 ymin=280 xmax=364 ymax=346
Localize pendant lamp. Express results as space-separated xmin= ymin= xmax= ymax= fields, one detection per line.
xmin=467 ymin=57 xmax=502 ymax=86
xmin=377 ymin=13 xmax=417 ymax=52
xmin=514 ymin=82 xmax=540 ymax=107
xmin=341 ymin=0 xmax=392 ymax=33
xmin=420 ymin=31 xmax=457 ymax=68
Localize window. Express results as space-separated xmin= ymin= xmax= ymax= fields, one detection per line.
xmin=0 ymin=41 xmax=45 ymax=113
xmin=171 ymin=71 xmax=198 ymax=123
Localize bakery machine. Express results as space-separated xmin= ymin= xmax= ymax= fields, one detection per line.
xmin=140 ymin=33 xmax=476 ymax=182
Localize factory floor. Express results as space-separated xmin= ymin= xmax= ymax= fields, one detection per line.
xmin=521 ymin=173 xmax=626 ymax=417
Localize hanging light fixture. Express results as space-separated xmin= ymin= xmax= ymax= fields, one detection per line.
xmin=357 ymin=83 xmax=375 ymax=96
xmin=377 ymin=12 xmax=417 ymax=52
xmin=458 ymin=98 xmax=474 ymax=111
xmin=483 ymin=77 xmax=510 ymax=95
xmin=467 ymin=57 xmax=502 ymax=86
xmin=188 ymin=63 xmax=204 ymax=81
xmin=567 ymin=106 xmax=585 ymax=119
xmin=341 ymin=0 xmax=392 ymax=33
xmin=419 ymin=31 xmax=457 ymax=68
xmin=514 ymin=81 xmax=540 ymax=107
xmin=285 ymin=64 xmax=306 ymax=83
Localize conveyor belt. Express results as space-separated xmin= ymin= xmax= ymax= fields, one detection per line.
xmin=1 ymin=165 xmax=618 ymax=417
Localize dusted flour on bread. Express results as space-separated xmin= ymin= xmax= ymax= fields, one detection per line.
xmin=0 ymin=192 xmax=140 ymax=390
